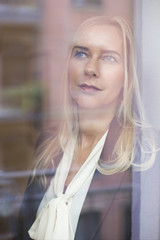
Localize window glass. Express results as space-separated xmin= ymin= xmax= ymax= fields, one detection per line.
xmin=1 ymin=1 xmax=159 ymax=240
xmin=0 ymin=2 xmax=42 ymax=239
xmin=0 ymin=0 xmax=39 ymax=8
xmin=72 ymin=0 xmax=101 ymax=7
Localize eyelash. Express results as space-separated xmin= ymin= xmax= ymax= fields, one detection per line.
xmin=102 ymin=55 xmax=117 ymax=62
xmin=74 ymin=50 xmax=88 ymax=58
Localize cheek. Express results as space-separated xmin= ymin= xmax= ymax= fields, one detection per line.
xmin=68 ymin=61 xmax=79 ymax=87
xmin=119 ymin=69 xmax=125 ymax=90
xmin=103 ymin=67 xmax=124 ymax=90
xmin=115 ymin=70 xmax=124 ymax=101
xmin=116 ymin=69 xmax=124 ymax=89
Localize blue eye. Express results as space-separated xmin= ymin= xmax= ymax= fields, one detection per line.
xmin=103 ymin=55 xmax=116 ymax=62
xmin=74 ymin=51 xmax=87 ymax=58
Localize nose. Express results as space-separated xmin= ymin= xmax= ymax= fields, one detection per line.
xmin=84 ymin=58 xmax=99 ymax=78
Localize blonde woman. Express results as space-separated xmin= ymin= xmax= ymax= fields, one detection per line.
xmin=14 ymin=16 xmax=157 ymax=240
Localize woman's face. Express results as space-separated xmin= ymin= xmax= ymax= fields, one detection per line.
xmin=69 ymin=24 xmax=124 ymax=112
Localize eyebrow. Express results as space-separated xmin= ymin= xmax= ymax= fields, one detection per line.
xmin=102 ymin=50 xmax=121 ymax=59
xmin=73 ymin=45 xmax=121 ymax=58
xmin=72 ymin=46 xmax=89 ymax=51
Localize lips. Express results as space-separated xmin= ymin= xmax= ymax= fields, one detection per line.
xmin=79 ymin=83 xmax=101 ymax=93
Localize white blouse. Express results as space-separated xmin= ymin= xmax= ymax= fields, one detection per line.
xmin=28 ymin=130 xmax=108 ymax=240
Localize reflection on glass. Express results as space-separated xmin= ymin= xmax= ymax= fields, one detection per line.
xmin=0 ymin=177 xmax=17 ymax=239
xmin=73 ymin=0 xmax=101 ymax=7
xmin=0 ymin=1 xmax=147 ymax=239
xmin=0 ymin=1 xmax=42 ymax=238
xmin=0 ymin=0 xmax=39 ymax=8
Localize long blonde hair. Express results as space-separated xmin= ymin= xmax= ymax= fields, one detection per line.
xmin=32 ymin=16 xmax=157 ymax=184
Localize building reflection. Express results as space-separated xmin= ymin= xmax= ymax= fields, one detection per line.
xmin=0 ymin=1 xmax=42 ymax=239
xmin=0 ymin=1 xmax=133 ymax=239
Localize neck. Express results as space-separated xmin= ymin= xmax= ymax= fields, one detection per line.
xmin=78 ymin=107 xmax=115 ymax=149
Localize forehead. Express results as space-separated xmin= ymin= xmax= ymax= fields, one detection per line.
xmin=74 ymin=24 xmax=123 ymax=52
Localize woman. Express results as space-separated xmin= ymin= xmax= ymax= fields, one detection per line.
xmin=14 ymin=16 xmax=156 ymax=240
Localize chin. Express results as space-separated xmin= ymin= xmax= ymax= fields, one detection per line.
xmin=75 ymin=100 xmax=102 ymax=110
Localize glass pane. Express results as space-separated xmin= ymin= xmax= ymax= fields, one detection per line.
xmin=0 ymin=0 xmax=39 ymax=8
xmin=2 ymin=1 xmax=159 ymax=240
xmin=73 ymin=0 xmax=101 ymax=7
